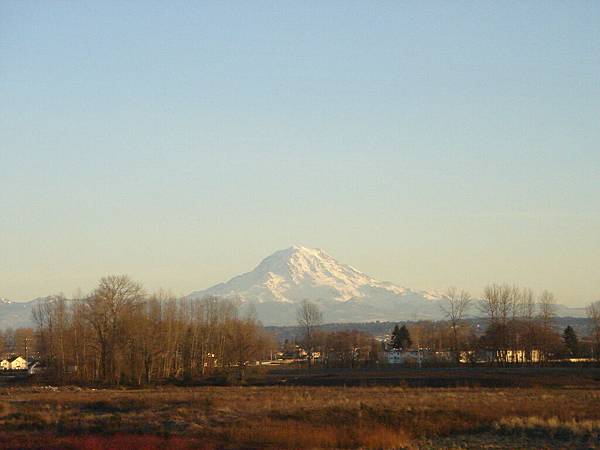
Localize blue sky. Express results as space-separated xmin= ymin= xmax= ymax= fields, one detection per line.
xmin=1 ymin=1 xmax=599 ymax=304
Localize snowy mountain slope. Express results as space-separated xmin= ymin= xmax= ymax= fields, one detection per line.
xmin=0 ymin=247 xmax=590 ymax=328
xmin=190 ymin=246 xmax=420 ymax=303
xmin=188 ymin=246 xmax=452 ymax=324
xmin=187 ymin=246 xmax=590 ymax=325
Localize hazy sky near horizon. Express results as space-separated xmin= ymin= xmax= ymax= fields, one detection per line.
xmin=1 ymin=2 xmax=599 ymax=305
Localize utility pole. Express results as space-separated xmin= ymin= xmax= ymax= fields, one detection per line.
xmin=24 ymin=337 xmax=30 ymax=361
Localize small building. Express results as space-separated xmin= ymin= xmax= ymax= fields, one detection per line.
xmin=0 ymin=359 xmax=9 ymax=370
xmin=386 ymin=349 xmax=423 ymax=365
xmin=505 ymin=349 xmax=541 ymax=363
xmin=6 ymin=356 xmax=28 ymax=370
xmin=459 ymin=349 xmax=542 ymax=364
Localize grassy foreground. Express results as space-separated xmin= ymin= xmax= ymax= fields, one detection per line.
xmin=1 ymin=385 xmax=599 ymax=449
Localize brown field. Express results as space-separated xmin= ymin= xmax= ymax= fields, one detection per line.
xmin=1 ymin=380 xmax=600 ymax=449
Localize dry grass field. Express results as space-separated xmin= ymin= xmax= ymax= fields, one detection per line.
xmin=1 ymin=383 xmax=599 ymax=449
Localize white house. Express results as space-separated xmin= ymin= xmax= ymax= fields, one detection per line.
xmin=1 ymin=356 xmax=28 ymax=370
xmin=386 ymin=349 xmax=423 ymax=365
xmin=505 ymin=349 xmax=541 ymax=363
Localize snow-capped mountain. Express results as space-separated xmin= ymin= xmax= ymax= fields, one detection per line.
xmin=187 ymin=246 xmax=449 ymax=325
xmin=1 ymin=247 xmax=590 ymax=328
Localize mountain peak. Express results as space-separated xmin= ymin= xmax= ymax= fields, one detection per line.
xmin=184 ymin=248 xmax=589 ymax=325
xmin=190 ymin=245 xmax=408 ymax=306
xmin=289 ymin=244 xmax=311 ymax=251
xmin=288 ymin=245 xmax=328 ymax=254
xmin=273 ymin=245 xmax=326 ymax=259
xmin=187 ymin=245 xmax=450 ymax=324
xmin=253 ymin=246 xmax=372 ymax=287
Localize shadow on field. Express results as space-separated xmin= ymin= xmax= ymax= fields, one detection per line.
xmin=258 ymin=366 xmax=600 ymax=388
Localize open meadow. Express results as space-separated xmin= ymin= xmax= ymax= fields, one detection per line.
xmin=1 ymin=374 xmax=600 ymax=449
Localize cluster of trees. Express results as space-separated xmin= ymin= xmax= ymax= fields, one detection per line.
xmin=292 ymin=286 xmax=600 ymax=368
xmin=32 ymin=275 xmax=275 ymax=385
xmin=413 ymin=284 xmax=600 ymax=364
xmin=0 ymin=327 xmax=36 ymax=358
xmin=321 ymin=330 xmax=380 ymax=367
xmin=433 ymin=284 xmax=600 ymax=364
xmin=477 ymin=285 xmax=562 ymax=363
xmin=588 ymin=300 xmax=600 ymax=358
xmin=288 ymin=300 xmax=379 ymax=368
xmin=13 ymin=276 xmax=600 ymax=379
xmin=292 ymin=300 xmax=469 ymax=368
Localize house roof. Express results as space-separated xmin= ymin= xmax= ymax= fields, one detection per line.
xmin=7 ymin=356 xmax=25 ymax=363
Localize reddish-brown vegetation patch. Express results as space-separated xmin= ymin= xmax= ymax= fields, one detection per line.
xmin=1 ymin=385 xmax=599 ymax=448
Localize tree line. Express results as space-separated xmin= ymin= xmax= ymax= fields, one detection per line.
xmin=477 ymin=284 xmax=559 ymax=363
xmin=0 ymin=327 xmax=35 ymax=359
xmin=3 ymin=276 xmax=599 ymax=381
xmin=292 ymin=285 xmax=600 ymax=367
xmin=429 ymin=283 xmax=600 ymax=364
xmin=32 ymin=275 xmax=274 ymax=385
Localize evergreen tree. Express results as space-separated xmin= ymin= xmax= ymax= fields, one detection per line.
xmin=391 ymin=324 xmax=412 ymax=350
xmin=562 ymin=325 xmax=579 ymax=357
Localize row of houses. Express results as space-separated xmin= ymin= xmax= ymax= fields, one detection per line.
xmin=0 ymin=356 xmax=28 ymax=371
xmin=276 ymin=342 xmax=546 ymax=366
xmin=384 ymin=348 xmax=545 ymax=365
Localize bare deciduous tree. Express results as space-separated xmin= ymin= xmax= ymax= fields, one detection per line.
xmin=31 ymin=276 xmax=276 ymax=386
xmin=587 ymin=300 xmax=600 ymax=361
xmin=296 ymin=300 xmax=322 ymax=367
xmin=227 ymin=316 xmax=269 ymax=381
xmin=441 ymin=287 xmax=471 ymax=364
xmin=83 ymin=275 xmax=145 ymax=383
xmin=520 ymin=287 xmax=537 ymax=362
xmin=538 ymin=290 xmax=557 ymax=362
xmin=32 ymin=295 xmax=70 ymax=382
xmin=296 ymin=300 xmax=322 ymax=342
xmin=480 ymin=284 xmax=514 ymax=363
xmin=538 ymin=291 xmax=557 ymax=328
